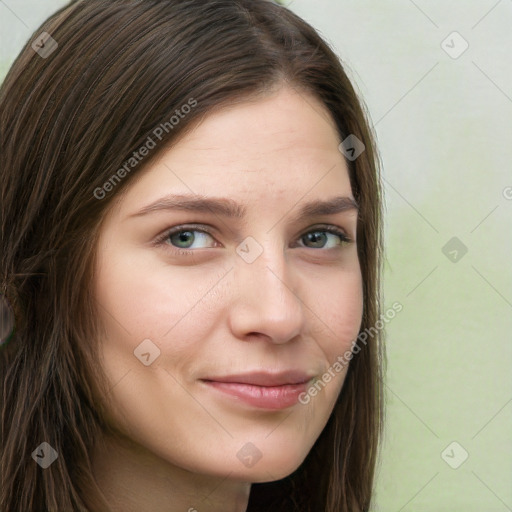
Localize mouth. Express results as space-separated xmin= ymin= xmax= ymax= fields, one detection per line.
xmin=200 ymin=370 xmax=314 ymax=410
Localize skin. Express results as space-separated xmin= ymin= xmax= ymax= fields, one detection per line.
xmin=92 ymin=84 xmax=363 ymax=512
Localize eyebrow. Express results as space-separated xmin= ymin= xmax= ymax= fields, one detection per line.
xmin=129 ymin=194 xmax=359 ymax=221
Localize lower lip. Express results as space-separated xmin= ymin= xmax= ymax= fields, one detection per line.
xmin=202 ymin=380 xmax=308 ymax=410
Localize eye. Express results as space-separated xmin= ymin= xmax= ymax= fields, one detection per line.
xmin=155 ymin=225 xmax=217 ymax=251
xmin=153 ymin=224 xmax=353 ymax=254
xmin=297 ymin=226 xmax=352 ymax=250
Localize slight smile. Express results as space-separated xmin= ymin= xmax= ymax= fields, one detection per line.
xmin=200 ymin=371 xmax=315 ymax=410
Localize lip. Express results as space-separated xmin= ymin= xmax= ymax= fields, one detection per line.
xmin=201 ymin=371 xmax=314 ymax=410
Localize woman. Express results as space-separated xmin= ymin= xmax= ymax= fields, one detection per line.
xmin=0 ymin=0 xmax=384 ymax=510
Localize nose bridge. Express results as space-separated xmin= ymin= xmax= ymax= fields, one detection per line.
xmin=229 ymin=235 xmax=304 ymax=343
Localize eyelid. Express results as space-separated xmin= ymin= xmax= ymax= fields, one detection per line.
xmin=153 ymin=223 xmax=354 ymax=252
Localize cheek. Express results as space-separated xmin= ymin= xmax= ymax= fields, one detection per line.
xmin=92 ymin=260 xmax=223 ymax=437
xmin=95 ymin=255 xmax=216 ymax=337
xmin=93 ymin=256 xmax=228 ymax=380
xmin=306 ymin=267 xmax=363 ymax=359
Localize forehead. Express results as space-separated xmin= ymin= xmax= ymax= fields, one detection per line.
xmin=174 ymin=86 xmax=342 ymax=170
xmin=110 ymin=86 xmax=353 ymax=219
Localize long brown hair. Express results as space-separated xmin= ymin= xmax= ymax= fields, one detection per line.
xmin=0 ymin=1 xmax=384 ymax=510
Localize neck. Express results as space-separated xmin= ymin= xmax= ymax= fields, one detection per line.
xmin=91 ymin=432 xmax=251 ymax=512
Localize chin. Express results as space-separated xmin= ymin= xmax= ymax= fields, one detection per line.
xmin=228 ymin=449 xmax=309 ymax=484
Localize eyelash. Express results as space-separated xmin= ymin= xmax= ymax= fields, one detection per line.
xmin=153 ymin=224 xmax=353 ymax=255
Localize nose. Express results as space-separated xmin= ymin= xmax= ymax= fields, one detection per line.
xmin=228 ymin=242 xmax=305 ymax=345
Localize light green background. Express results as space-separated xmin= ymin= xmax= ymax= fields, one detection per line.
xmin=1 ymin=1 xmax=511 ymax=510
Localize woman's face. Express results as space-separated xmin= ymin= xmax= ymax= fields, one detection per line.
xmin=94 ymin=85 xmax=363 ymax=482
